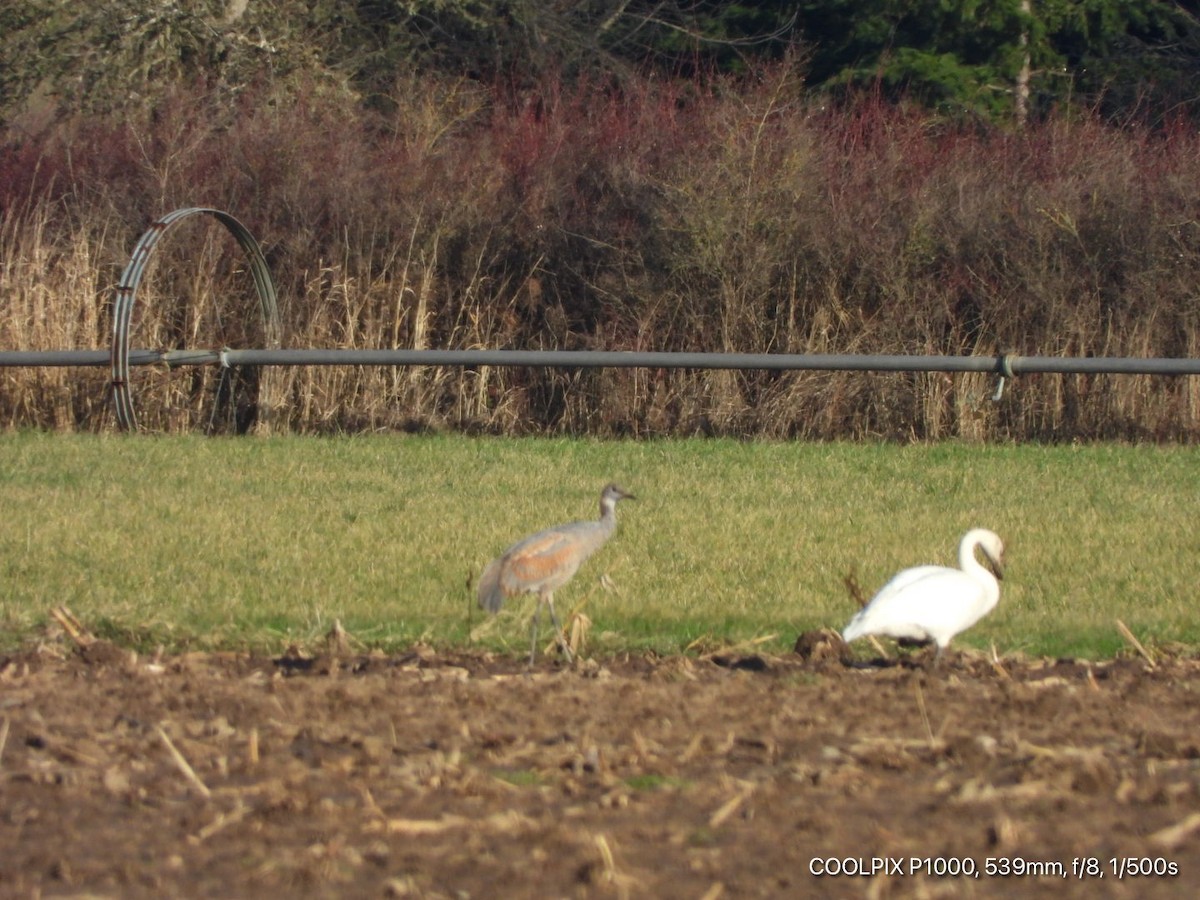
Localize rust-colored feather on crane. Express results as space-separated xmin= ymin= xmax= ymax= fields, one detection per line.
xmin=478 ymin=483 xmax=635 ymax=664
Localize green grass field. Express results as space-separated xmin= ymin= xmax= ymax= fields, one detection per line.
xmin=0 ymin=432 xmax=1196 ymax=660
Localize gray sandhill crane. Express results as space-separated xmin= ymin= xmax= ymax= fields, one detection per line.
xmin=478 ymin=483 xmax=635 ymax=664
xmin=842 ymin=528 xmax=1005 ymax=664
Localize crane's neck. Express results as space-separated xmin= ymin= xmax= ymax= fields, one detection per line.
xmin=598 ymin=496 xmax=619 ymax=531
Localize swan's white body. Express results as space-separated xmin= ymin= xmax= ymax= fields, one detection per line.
xmin=842 ymin=528 xmax=1005 ymax=658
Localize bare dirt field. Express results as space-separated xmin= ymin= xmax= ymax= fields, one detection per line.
xmin=2 ymin=632 xmax=1198 ymax=899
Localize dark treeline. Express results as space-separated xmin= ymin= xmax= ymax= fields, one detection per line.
xmin=2 ymin=2 xmax=1198 ymax=127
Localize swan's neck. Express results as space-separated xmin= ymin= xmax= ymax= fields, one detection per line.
xmin=960 ymin=537 xmax=997 ymax=586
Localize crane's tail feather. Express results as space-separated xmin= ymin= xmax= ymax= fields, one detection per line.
xmin=477 ymin=557 xmax=506 ymax=613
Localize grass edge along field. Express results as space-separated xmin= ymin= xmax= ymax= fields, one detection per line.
xmin=0 ymin=432 xmax=1196 ymax=662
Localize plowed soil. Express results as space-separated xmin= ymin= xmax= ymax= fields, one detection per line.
xmin=2 ymin=633 xmax=1198 ymax=899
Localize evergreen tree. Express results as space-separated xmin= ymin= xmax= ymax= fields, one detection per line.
xmin=794 ymin=0 xmax=1199 ymax=124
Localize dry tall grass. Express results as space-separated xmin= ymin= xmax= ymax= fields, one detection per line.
xmin=2 ymin=69 xmax=1198 ymax=439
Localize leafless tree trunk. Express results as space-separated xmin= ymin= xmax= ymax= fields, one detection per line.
xmin=1015 ymin=0 xmax=1032 ymax=128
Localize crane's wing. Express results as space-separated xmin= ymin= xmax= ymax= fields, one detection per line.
xmin=478 ymin=535 xmax=574 ymax=613
xmin=499 ymin=527 xmax=587 ymax=594
xmin=479 ymin=517 xmax=609 ymax=611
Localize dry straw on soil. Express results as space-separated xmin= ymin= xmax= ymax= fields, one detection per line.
xmin=3 ymin=627 xmax=1199 ymax=898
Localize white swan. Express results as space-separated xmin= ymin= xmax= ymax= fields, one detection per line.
xmin=841 ymin=528 xmax=1005 ymax=662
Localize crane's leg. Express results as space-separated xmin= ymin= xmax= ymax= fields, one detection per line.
xmin=546 ymin=594 xmax=574 ymax=664
xmin=528 ymin=600 xmax=543 ymax=666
